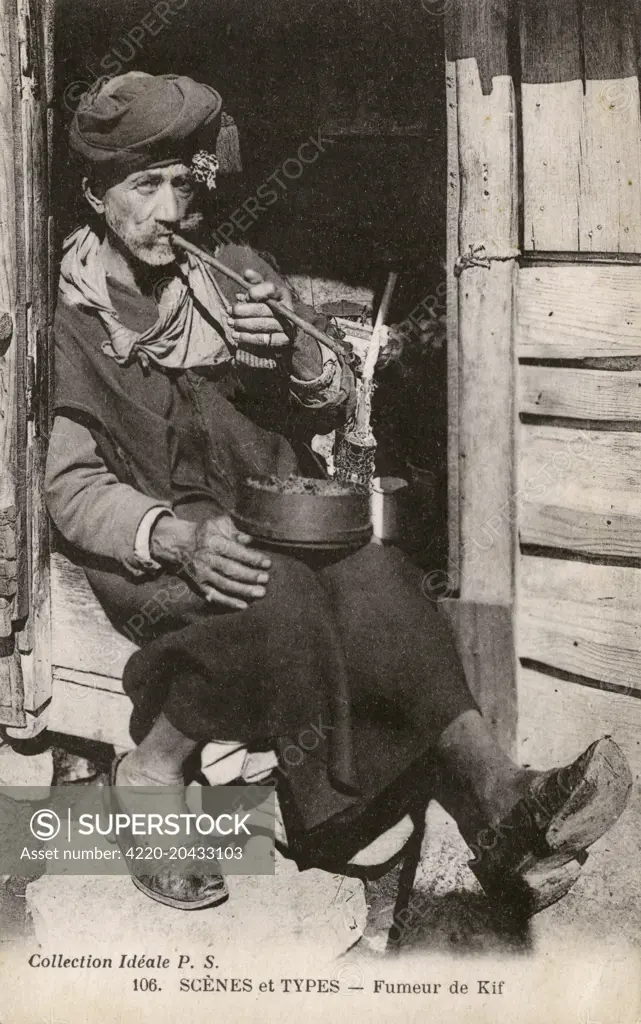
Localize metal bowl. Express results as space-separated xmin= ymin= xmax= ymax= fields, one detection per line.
xmin=233 ymin=477 xmax=373 ymax=549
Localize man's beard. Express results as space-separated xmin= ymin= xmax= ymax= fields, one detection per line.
xmin=104 ymin=208 xmax=177 ymax=267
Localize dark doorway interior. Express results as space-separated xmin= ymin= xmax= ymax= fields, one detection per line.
xmin=54 ymin=0 xmax=448 ymax=568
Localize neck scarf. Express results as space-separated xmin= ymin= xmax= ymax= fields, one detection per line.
xmin=58 ymin=225 xmax=233 ymax=370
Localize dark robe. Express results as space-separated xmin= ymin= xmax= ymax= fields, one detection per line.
xmin=52 ymin=242 xmax=476 ymax=867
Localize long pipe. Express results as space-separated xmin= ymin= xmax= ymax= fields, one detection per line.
xmin=171 ymin=233 xmax=349 ymax=358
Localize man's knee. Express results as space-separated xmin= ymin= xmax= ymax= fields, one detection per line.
xmin=258 ymin=552 xmax=330 ymax=623
xmin=267 ymin=551 xmax=318 ymax=589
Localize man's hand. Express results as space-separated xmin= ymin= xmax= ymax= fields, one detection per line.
xmin=229 ymin=269 xmax=294 ymax=354
xmin=150 ymin=513 xmax=271 ymax=610
xmin=230 ymin=268 xmax=324 ymax=379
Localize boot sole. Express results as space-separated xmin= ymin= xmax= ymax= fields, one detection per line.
xmin=131 ymin=874 xmax=229 ymax=911
xmin=469 ymin=738 xmax=633 ymax=917
xmin=470 ymin=848 xmax=583 ymax=917
xmin=544 ymin=737 xmax=633 ymax=855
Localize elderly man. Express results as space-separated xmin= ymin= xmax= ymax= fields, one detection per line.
xmin=45 ymin=71 xmax=631 ymax=913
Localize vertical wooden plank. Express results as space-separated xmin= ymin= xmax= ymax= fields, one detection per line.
xmin=440 ymin=599 xmax=517 ymax=756
xmin=520 ymin=0 xmax=583 ymax=251
xmin=453 ymin=4 xmax=518 ymax=599
xmin=0 ymin=0 xmax=17 ymax=534
xmin=443 ymin=0 xmax=518 ymax=747
xmin=17 ymin=0 xmax=51 ymax=722
xmin=0 ymin=0 xmax=25 ymax=724
xmin=0 ymin=0 xmax=51 ymax=730
xmin=521 ymin=0 xmax=641 ymax=252
xmin=578 ymin=0 xmax=641 ymax=252
xmin=0 ymin=602 xmax=24 ymax=726
xmin=446 ymin=56 xmax=460 ymax=590
xmin=456 ymin=65 xmax=518 ymax=261
xmin=522 ymin=81 xmax=583 ymax=251
xmin=16 ymin=0 xmax=34 ymax=639
xmin=446 ymin=0 xmax=510 ymax=94
xmin=455 ymin=55 xmax=518 ymax=603
xmin=457 ymin=260 xmax=516 ymax=603
xmin=8 ymin=0 xmax=28 ymax=627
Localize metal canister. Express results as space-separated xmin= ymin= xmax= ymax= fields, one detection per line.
xmin=370 ymin=477 xmax=409 ymax=542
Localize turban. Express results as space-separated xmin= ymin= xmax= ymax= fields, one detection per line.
xmin=70 ymin=72 xmax=225 ymax=182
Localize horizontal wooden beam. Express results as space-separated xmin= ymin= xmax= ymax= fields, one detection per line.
xmin=48 ymin=672 xmax=133 ymax=748
xmin=520 ymin=365 xmax=641 ymax=421
xmin=519 ymin=556 xmax=641 ymax=695
xmin=51 ymin=552 xmax=136 ymax=679
xmin=520 ymin=421 xmax=641 ymax=502
xmin=519 ymin=424 xmax=641 ymax=557
xmin=517 ymin=265 xmax=641 ymax=358
xmin=521 ymin=252 xmax=641 ymax=266
xmin=521 ymin=506 xmax=641 ymax=562
xmin=518 ymin=667 xmax=641 ymax=775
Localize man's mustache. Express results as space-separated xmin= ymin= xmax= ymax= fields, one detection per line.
xmin=141 ymin=211 xmax=201 ymax=243
xmin=141 ymin=213 xmax=203 ymax=247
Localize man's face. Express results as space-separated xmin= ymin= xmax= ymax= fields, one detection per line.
xmin=101 ymin=163 xmax=196 ymax=266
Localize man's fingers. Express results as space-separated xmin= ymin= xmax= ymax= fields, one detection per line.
xmin=204 ymin=537 xmax=271 ymax=568
xmin=201 ymin=571 xmax=266 ymax=599
xmin=246 ymin=281 xmax=286 ymax=304
xmin=232 ymin=316 xmax=284 ymax=333
xmin=202 ymin=586 xmax=248 ymax=611
xmin=242 ymin=269 xmax=264 ymax=284
xmin=242 ymin=269 xmax=285 ymax=302
xmin=233 ymin=332 xmax=290 ymax=349
xmin=231 ymin=302 xmax=274 ymax=319
xmin=210 ymin=555 xmax=270 ymax=584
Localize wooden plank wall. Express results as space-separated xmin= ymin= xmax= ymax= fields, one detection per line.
xmin=517 ymin=0 xmax=641 ymax=702
xmin=521 ymin=0 xmax=641 ymax=252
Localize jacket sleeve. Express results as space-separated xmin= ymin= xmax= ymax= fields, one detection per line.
xmin=45 ymin=414 xmax=173 ymax=575
xmin=288 ymin=299 xmax=356 ymax=424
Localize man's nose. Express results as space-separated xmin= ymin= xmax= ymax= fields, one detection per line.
xmin=154 ymin=182 xmax=180 ymax=224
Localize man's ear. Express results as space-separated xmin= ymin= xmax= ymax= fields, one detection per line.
xmin=82 ymin=176 xmax=105 ymax=215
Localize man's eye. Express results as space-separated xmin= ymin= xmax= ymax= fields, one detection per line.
xmin=134 ymin=181 xmax=159 ymax=195
xmin=174 ymin=180 xmax=194 ymax=196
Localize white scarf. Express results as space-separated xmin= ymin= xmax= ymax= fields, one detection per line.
xmin=58 ymin=225 xmax=234 ymax=369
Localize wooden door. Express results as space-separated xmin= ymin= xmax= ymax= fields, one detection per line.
xmin=0 ymin=0 xmax=54 ymax=736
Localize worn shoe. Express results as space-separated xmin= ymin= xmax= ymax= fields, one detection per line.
xmin=468 ymin=737 xmax=633 ymax=917
xmin=105 ymin=753 xmax=229 ymax=911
